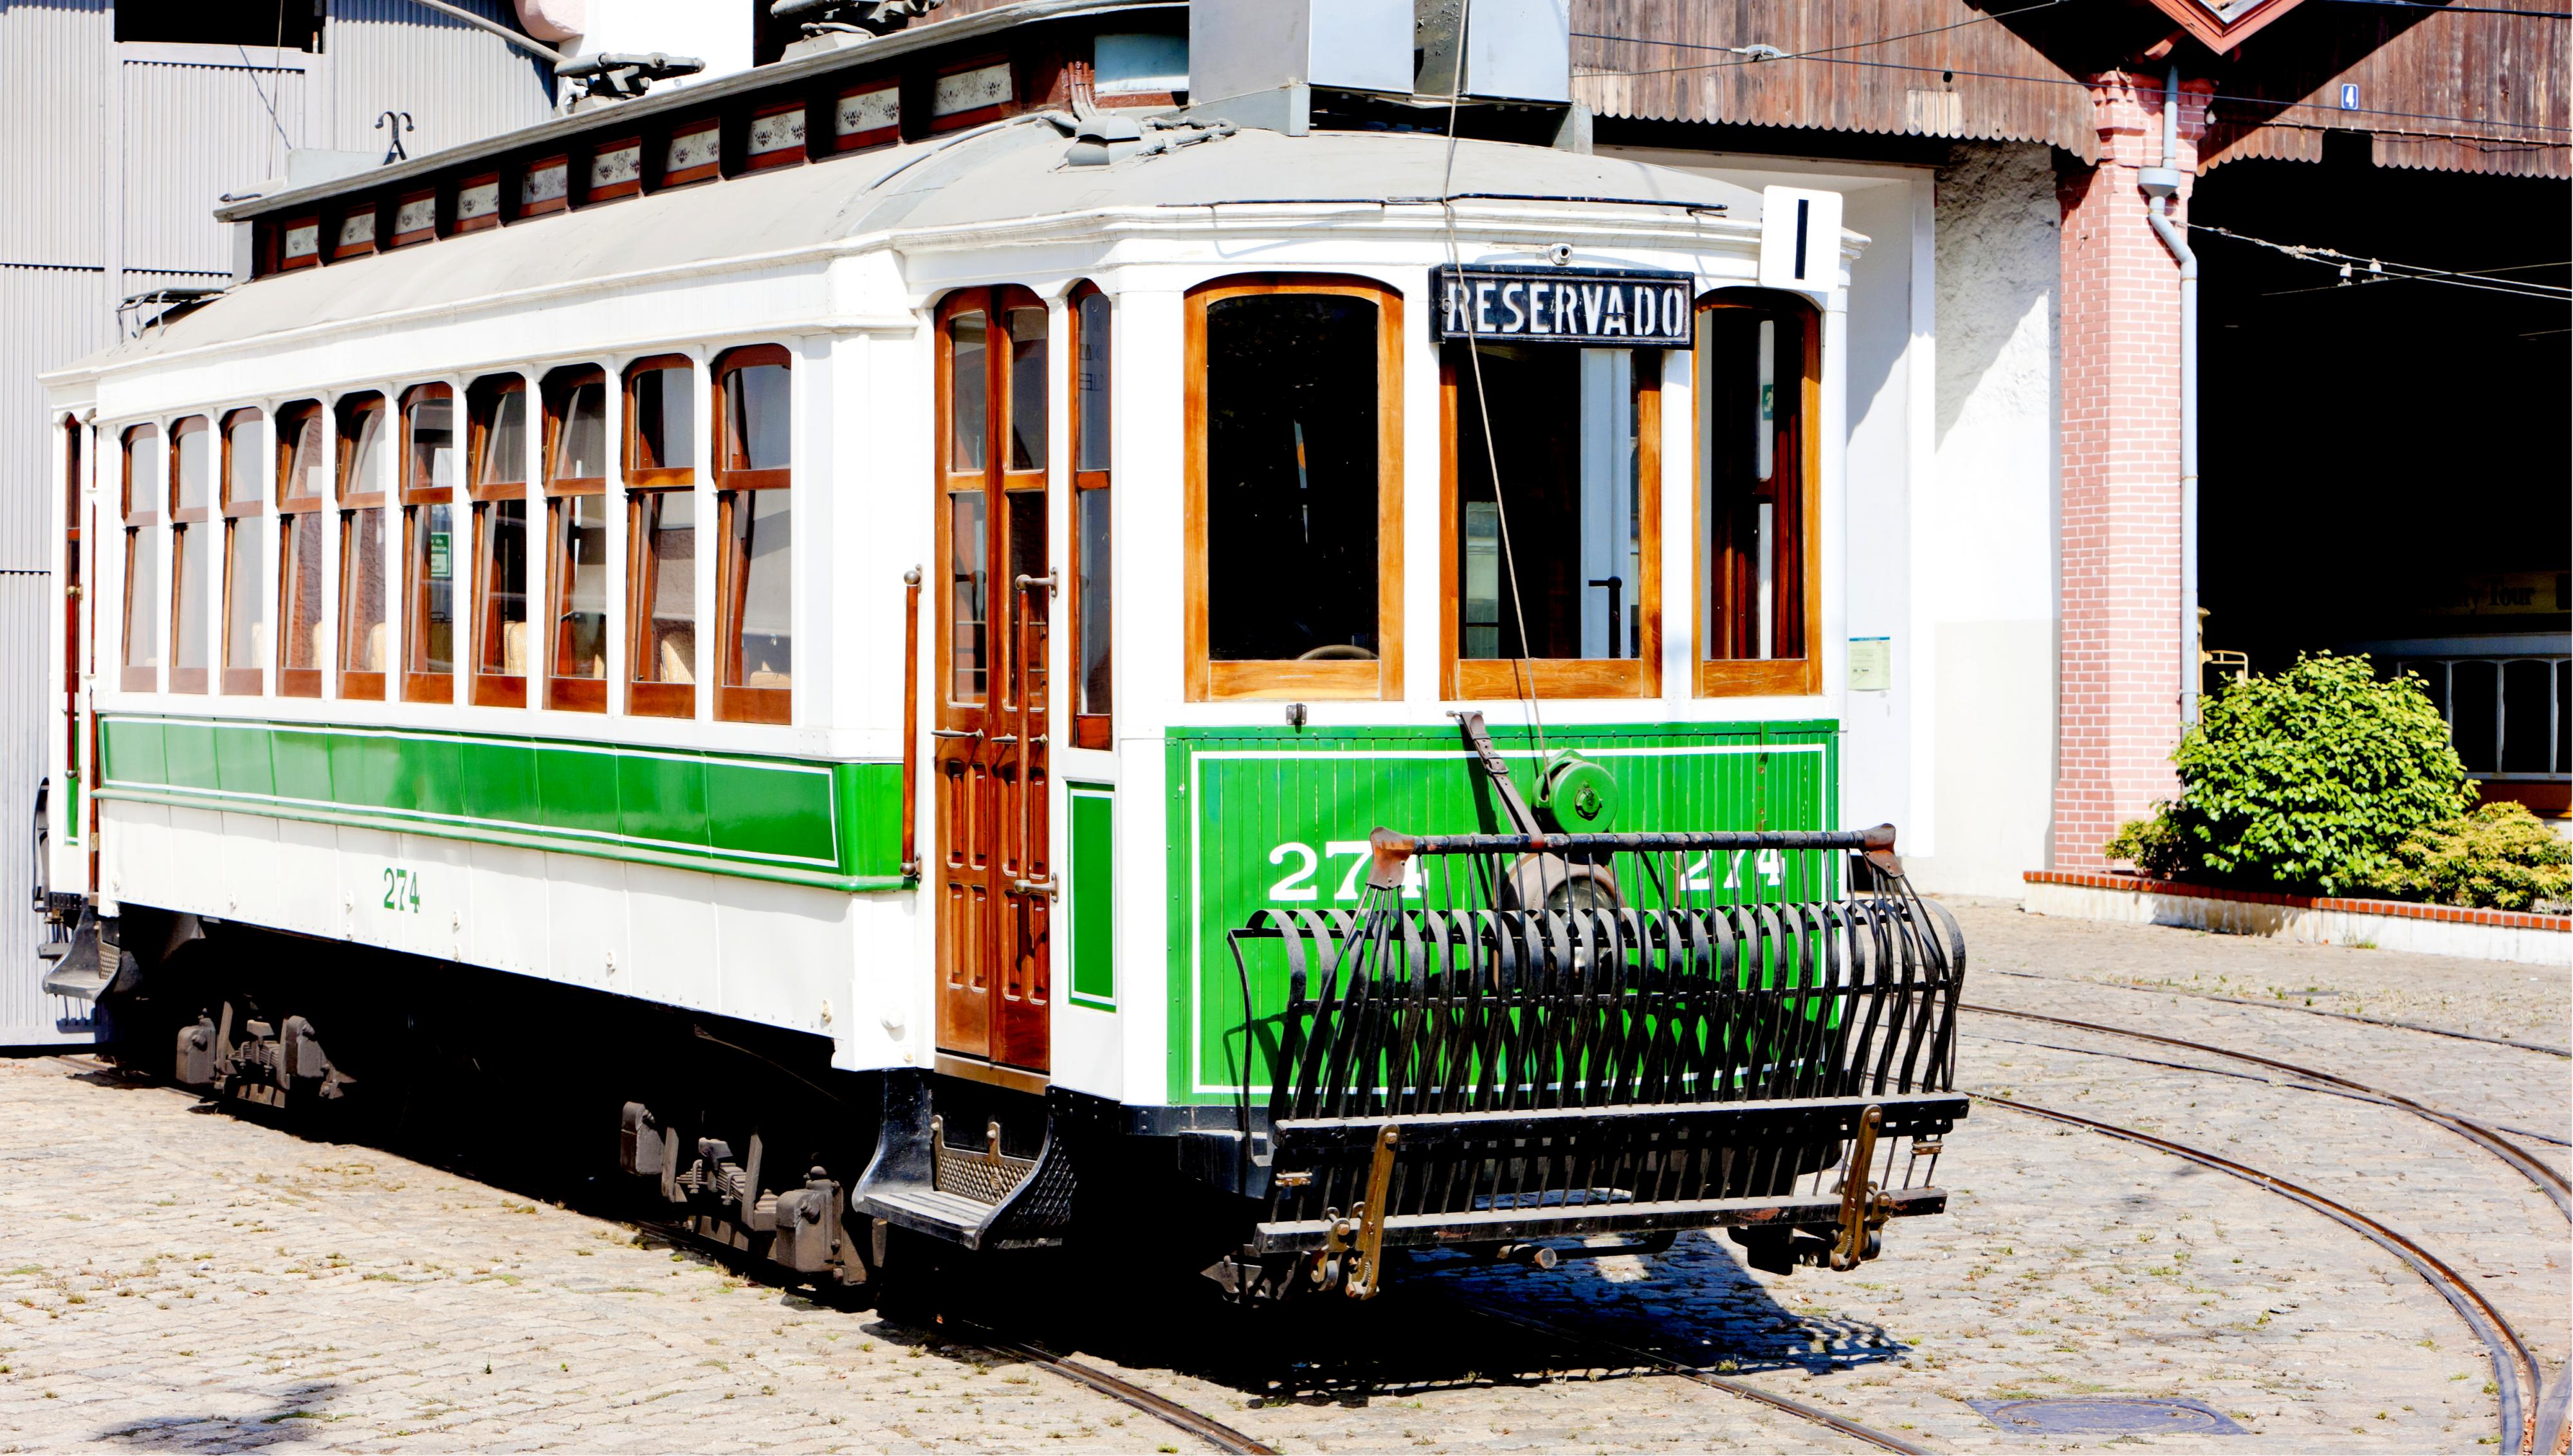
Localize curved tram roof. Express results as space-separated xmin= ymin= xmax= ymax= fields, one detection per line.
xmin=69 ymin=121 xmax=1775 ymax=376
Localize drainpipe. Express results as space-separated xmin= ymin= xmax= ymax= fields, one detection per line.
xmin=2138 ymin=64 xmax=2200 ymax=723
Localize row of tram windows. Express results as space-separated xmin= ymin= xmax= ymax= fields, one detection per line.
xmin=102 ymin=278 xmax=1815 ymax=724
xmin=1189 ymin=277 xmax=1821 ymax=702
xmin=115 ymin=348 xmax=792 ymax=722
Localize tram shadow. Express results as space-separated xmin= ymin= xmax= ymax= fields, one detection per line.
xmin=929 ymin=1231 xmax=1910 ymax=1406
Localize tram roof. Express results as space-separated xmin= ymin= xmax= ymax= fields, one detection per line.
xmin=70 ymin=122 xmax=1768 ymax=373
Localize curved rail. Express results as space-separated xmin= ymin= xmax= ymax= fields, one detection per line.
xmin=1445 ymin=1294 xmax=1927 ymax=1455
xmin=1964 ymin=1003 xmax=2572 ymax=1219
xmin=1977 ymin=969 xmax=2572 ymax=1060
xmin=969 ymin=1333 xmax=1278 ymax=1456
xmin=1975 ymin=1092 xmax=2540 ymax=1455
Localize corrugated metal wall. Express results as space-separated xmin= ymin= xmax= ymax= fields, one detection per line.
xmin=0 ymin=0 xmax=554 ymax=1044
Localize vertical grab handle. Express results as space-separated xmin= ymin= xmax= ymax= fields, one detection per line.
xmin=1009 ymin=574 xmax=1058 ymax=900
xmin=899 ymin=567 xmax=921 ymax=880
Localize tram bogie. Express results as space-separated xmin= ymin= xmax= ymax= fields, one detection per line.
xmin=33 ymin=1 xmax=1966 ymax=1305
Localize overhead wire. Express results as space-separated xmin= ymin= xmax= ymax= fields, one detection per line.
xmin=1438 ymin=0 xmax=1550 ymax=758
xmin=2192 ymin=221 xmax=2573 ymax=301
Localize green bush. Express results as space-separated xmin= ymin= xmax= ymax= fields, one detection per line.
xmin=2383 ymin=801 xmax=2573 ymax=911
xmin=2113 ymin=653 xmax=2474 ymax=895
xmin=2103 ymin=812 xmax=2188 ymax=879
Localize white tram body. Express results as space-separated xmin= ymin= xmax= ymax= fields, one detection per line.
xmin=35 ymin=7 xmax=1966 ymax=1294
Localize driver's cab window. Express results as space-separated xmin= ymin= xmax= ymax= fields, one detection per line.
xmin=1443 ymin=342 xmax=1661 ymax=698
xmin=1185 ymin=275 xmax=1403 ymax=701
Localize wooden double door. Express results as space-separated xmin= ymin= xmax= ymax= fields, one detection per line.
xmin=934 ymin=287 xmax=1053 ymax=1075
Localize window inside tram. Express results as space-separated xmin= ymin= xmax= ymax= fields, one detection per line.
xmin=169 ymin=415 xmax=212 ymax=692
xmin=544 ymin=367 xmax=609 ymax=711
xmin=470 ymin=376 xmax=530 ymax=705
xmin=277 ymin=402 xmax=327 ymax=696
xmin=1698 ymin=291 xmax=1818 ymax=696
xmin=714 ymin=348 xmax=791 ymax=723
xmin=337 ymin=394 xmax=389 ymax=698
xmin=220 ymin=408 xmax=267 ymax=694
xmin=401 ymin=385 xmax=457 ymax=699
xmin=624 ymin=357 xmax=696 ymax=718
xmin=1190 ymin=281 xmax=1399 ymax=700
xmin=121 ymin=425 xmax=163 ymax=691
xmin=1445 ymin=343 xmax=1660 ymax=698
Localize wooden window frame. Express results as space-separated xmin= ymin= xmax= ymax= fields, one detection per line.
xmin=273 ymin=400 xmax=327 ymax=698
xmin=1067 ymin=281 xmax=1111 ymax=749
xmin=466 ymin=374 xmax=531 ymax=707
xmin=1438 ymin=347 xmax=1662 ymax=700
xmin=584 ymin=134 xmax=644 ymax=204
xmin=120 ymin=424 xmax=162 ymax=692
xmin=1182 ymin=273 xmax=1404 ymax=702
xmin=167 ymin=415 xmax=212 ymax=694
xmin=515 ymin=154 xmax=571 ymax=220
xmin=933 ymin=286 xmax=1051 ymax=724
xmin=400 ymin=383 xmax=457 ymax=703
xmin=744 ymin=100 xmax=807 ymax=171
xmin=279 ymin=214 xmax=321 ymax=270
xmin=541 ymin=367 xmax=610 ymax=712
xmin=712 ymin=344 xmax=792 ymax=725
xmin=929 ymin=53 xmax=1014 ymax=132
xmin=329 ymin=203 xmax=378 ymax=261
xmin=832 ymin=80 xmax=901 ymax=152
xmin=622 ymin=354 xmax=697 ymax=719
xmin=389 ymin=187 xmax=439 ymax=248
xmin=335 ymin=394 xmax=389 ymax=701
xmin=661 ymin=117 xmax=723 ymax=188
xmin=1694 ymin=289 xmax=1823 ymax=698
xmin=454 ymin=172 xmax=502 ymax=234
xmin=215 ymin=408 xmax=268 ymax=696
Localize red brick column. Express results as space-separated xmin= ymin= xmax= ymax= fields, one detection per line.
xmin=2051 ymin=72 xmax=2213 ymax=869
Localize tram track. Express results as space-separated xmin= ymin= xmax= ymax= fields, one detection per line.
xmin=1972 ymin=1091 xmax=2549 ymax=1455
xmin=1963 ymin=1002 xmax=2572 ymax=1218
xmin=1435 ymin=1293 xmax=1929 ymax=1454
xmin=1977 ymin=967 xmax=2572 ymax=1059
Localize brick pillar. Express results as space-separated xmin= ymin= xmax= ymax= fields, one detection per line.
xmin=2051 ymin=72 xmax=2213 ymax=869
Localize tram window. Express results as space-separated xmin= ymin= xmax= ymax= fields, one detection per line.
xmin=120 ymin=425 xmax=163 ymax=691
xmin=623 ymin=356 xmax=697 ymax=718
xmin=276 ymin=403 xmax=327 ymax=697
xmin=1697 ymin=291 xmax=1820 ymax=696
xmin=1186 ymin=277 xmax=1402 ymax=700
xmin=543 ymin=367 xmax=609 ymax=712
xmin=1444 ymin=345 xmax=1660 ymax=698
xmin=400 ymin=385 xmax=458 ymax=702
xmin=336 ymin=394 xmax=389 ymax=701
xmin=218 ymin=409 xmax=268 ymax=695
xmin=713 ymin=347 xmax=791 ymax=724
xmin=469 ymin=375 xmax=530 ymax=707
xmin=169 ymin=415 xmax=213 ymax=693
xmin=938 ymin=287 xmax=1050 ymax=720
xmin=1070 ymin=284 xmax=1112 ymax=745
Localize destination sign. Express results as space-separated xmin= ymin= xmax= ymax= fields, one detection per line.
xmin=1431 ymin=265 xmax=1694 ymax=348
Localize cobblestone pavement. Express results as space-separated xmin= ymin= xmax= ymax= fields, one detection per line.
xmin=3 ymin=905 xmax=2565 ymax=1453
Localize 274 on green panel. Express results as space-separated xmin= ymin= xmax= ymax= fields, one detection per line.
xmin=1164 ymin=721 xmax=1839 ymax=1106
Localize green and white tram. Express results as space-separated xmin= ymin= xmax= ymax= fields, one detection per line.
xmin=35 ymin=3 xmax=1965 ymax=1300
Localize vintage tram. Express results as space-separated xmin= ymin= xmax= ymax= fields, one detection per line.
xmin=33 ymin=0 xmax=1965 ymax=1300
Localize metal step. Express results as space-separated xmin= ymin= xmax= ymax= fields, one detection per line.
xmin=860 ymin=1182 xmax=1011 ymax=1244
xmin=852 ymin=1071 xmax=1081 ymax=1253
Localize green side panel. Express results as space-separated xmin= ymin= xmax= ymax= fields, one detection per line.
xmin=704 ymin=759 xmax=838 ymax=866
xmin=161 ymin=722 xmax=218 ymax=792
xmin=835 ymin=761 xmax=907 ymax=880
xmin=1069 ymin=787 xmax=1115 ymax=1008
xmin=457 ymin=740 xmax=539 ymax=827
xmin=97 ymin=715 xmax=907 ymax=891
xmin=270 ymin=728 xmax=334 ymax=805
xmin=617 ymin=752 xmax=709 ymax=851
xmin=1164 ymin=720 xmax=1841 ymax=1104
xmin=535 ymin=744 xmax=621 ymax=838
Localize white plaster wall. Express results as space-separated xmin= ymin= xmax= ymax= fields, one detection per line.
xmin=1909 ymin=143 xmax=2062 ymax=897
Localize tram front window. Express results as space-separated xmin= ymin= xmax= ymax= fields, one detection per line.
xmin=1202 ymin=292 xmax=1380 ymax=664
xmin=1451 ymin=345 xmax=1651 ymax=666
xmin=1698 ymin=291 xmax=1817 ymax=696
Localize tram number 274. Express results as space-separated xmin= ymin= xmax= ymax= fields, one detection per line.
xmin=1261 ymin=841 xmax=1785 ymax=903
xmin=380 ymin=866 xmax=423 ymax=914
